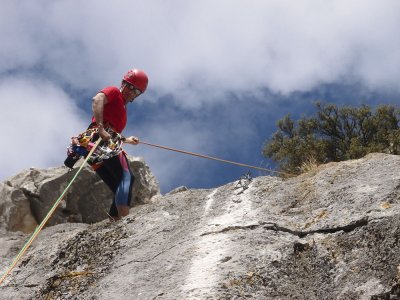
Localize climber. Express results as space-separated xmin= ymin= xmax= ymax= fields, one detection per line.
xmin=81 ymin=69 xmax=148 ymax=221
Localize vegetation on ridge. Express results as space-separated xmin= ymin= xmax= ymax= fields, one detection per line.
xmin=263 ymin=102 xmax=400 ymax=174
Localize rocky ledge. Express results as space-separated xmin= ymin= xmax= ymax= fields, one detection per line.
xmin=1 ymin=153 xmax=400 ymax=299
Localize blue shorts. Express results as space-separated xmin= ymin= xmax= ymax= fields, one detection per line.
xmin=95 ymin=153 xmax=135 ymax=217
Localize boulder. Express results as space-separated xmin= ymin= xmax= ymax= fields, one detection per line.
xmin=0 ymin=156 xmax=160 ymax=232
xmin=0 ymin=181 xmax=38 ymax=233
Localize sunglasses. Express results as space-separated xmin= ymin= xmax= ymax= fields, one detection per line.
xmin=127 ymin=84 xmax=142 ymax=96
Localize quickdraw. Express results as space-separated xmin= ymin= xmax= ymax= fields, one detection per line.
xmin=235 ymin=171 xmax=253 ymax=190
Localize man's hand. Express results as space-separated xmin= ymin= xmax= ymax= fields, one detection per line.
xmin=98 ymin=127 xmax=111 ymax=141
xmin=124 ymin=136 xmax=139 ymax=145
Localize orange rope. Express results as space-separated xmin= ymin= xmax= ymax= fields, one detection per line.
xmin=138 ymin=140 xmax=294 ymax=177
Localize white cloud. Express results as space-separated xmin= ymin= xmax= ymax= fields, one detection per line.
xmin=0 ymin=77 xmax=87 ymax=179
xmin=1 ymin=0 xmax=399 ymax=100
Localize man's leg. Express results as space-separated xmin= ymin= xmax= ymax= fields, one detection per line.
xmin=95 ymin=156 xmax=123 ymax=220
xmin=114 ymin=153 xmax=135 ymax=219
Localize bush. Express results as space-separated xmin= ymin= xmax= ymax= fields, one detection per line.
xmin=263 ymin=102 xmax=400 ymax=175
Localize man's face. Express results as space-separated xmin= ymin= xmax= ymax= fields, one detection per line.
xmin=122 ymin=82 xmax=142 ymax=103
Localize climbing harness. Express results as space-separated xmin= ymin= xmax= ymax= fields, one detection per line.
xmin=0 ymin=138 xmax=102 ymax=286
xmin=138 ymin=141 xmax=294 ymax=177
xmin=65 ymin=126 xmax=125 ymax=169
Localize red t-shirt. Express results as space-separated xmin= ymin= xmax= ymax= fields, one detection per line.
xmin=92 ymin=86 xmax=127 ymax=133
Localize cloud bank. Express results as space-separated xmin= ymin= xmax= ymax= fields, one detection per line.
xmin=2 ymin=1 xmax=400 ymax=98
xmin=1 ymin=0 xmax=399 ymax=191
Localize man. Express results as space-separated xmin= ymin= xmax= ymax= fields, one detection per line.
xmin=90 ymin=69 xmax=148 ymax=220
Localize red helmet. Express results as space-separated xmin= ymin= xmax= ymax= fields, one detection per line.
xmin=123 ymin=69 xmax=148 ymax=93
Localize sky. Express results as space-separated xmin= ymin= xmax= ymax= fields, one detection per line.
xmin=0 ymin=0 xmax=399 ymax=194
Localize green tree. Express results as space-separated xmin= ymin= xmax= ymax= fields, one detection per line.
xmin=263 ymin=102 xmax=400 ymax=175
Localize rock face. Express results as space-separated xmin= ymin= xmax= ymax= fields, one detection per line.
xmin=1 ymin=153 xmax=400 ymax=299
xmin=0 ymin=156 xmax=160 ymax=233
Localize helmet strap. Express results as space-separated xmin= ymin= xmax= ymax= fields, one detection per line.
xmin=120 ymin=81 xmax=128 ymax=92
